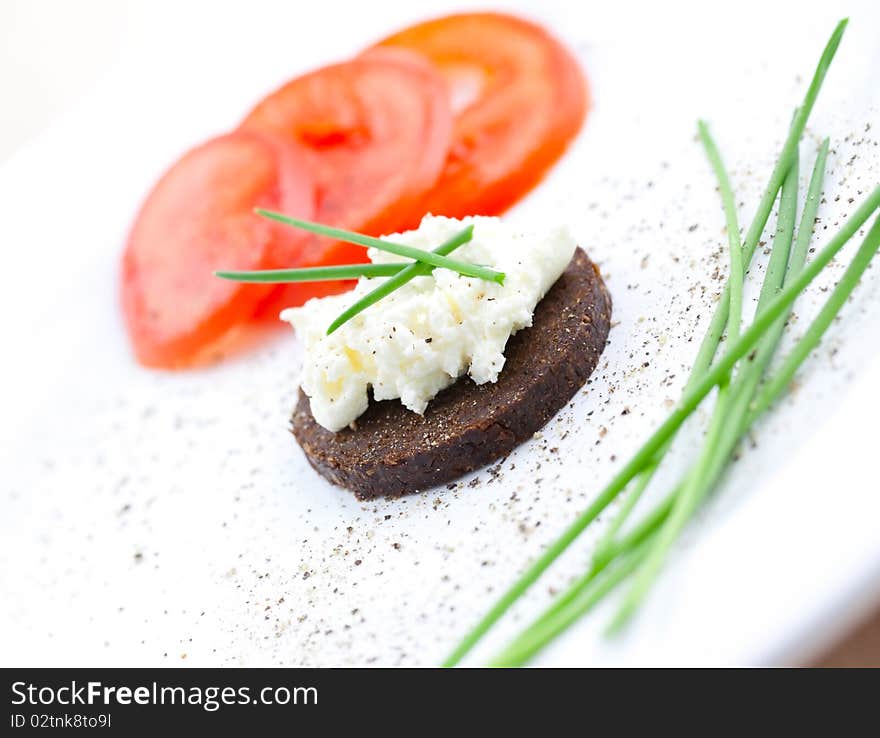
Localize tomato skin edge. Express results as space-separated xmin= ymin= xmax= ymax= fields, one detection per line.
xmin=121 ymin=131 xmax=315 ymax=368
xmin=373 ymin=11 xmax=589 ymax=220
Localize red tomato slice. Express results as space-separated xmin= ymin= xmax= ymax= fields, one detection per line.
xmin=240 ymin=48 xmax=452 ymax=317
xmin=121 ymin=131 xmax=314 ymax=367
xmin=375 ymin=12 xmax=588 ymax=218
xmin=250 ymin=279 xmax=355 ymax=323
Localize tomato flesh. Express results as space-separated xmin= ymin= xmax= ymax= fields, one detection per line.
xmin=240 ymin=49 xmax=452 ymax=316
xmin=375 ymin=12 xmax=588 ymax=218
xmin=121 ymin=131 xmax=314 ymax=367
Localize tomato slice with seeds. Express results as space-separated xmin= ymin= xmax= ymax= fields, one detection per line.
xmin=121 ymin=131 xmax=314 ymax=367
xmin=375 ymin=12 xmax=588 ymax=218
xmin=240 ymin=48 xmax=452 ymax=317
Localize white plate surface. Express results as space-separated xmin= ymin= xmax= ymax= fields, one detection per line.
xmin=1 ymin=0 xmax=879 ymax=666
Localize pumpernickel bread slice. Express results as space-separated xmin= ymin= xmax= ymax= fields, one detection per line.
xmin=291 ymin=247 xmax=611 ymax=499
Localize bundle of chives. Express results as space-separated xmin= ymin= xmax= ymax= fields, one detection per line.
xmin=491 ymin=201 xmax=880 ymax=667
xmin=445 ymin=18 xmax=880 ymax=667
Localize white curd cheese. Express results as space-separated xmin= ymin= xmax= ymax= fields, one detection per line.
xmin=281 ymin=215 xmax=576 ymax=432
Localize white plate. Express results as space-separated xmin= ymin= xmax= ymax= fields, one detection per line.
xmin=2 ymin=0 xmax=879 ymax=667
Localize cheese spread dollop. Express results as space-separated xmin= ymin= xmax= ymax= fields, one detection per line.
xmin=282 ymin=215 xmax=576 ymax=432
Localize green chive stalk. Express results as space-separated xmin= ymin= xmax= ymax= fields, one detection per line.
xmin=216 ymin=263 xmax=423 ymax=282
xmin=255 ymin=209 xmax=503 ymax=284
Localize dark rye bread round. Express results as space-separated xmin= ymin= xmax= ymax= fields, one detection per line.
xmin=291 ymin=247 xmax=611 ymax=499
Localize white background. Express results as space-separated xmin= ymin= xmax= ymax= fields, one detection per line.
xmin=1 ymin=0 xmax=879 ymax=666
